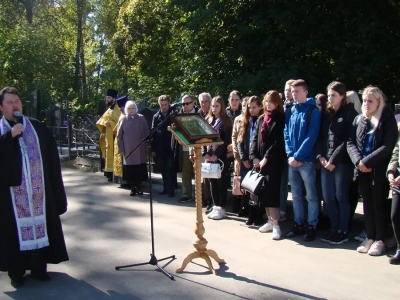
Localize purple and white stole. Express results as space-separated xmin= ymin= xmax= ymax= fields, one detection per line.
xmin=0 ymin=116 xmax=49 ymax=251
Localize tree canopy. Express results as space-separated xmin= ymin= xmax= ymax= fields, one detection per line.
xmin=0 ymin=0 xmax=399 ymax=115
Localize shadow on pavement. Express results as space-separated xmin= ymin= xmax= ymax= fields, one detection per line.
xmin=4 ymin=272 xmax=139 ymax=299
xmin=175 ymin=263 xmax=327 ymax=300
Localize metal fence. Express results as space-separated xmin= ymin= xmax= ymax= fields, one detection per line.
xmin=49 ymin=115 xmax=100 ymax=160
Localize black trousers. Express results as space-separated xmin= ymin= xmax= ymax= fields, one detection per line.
xmin=358 ymin=173 xmax=389 ymax=241
xmin=207 ymin=167 xmax=229 ymax=208
xmin=349 ymin=180 xmax=359 ymax=226
xmin=8 ymin=248 xmax=47 ymax=281
xmin=391 ymin=193 xmax=400 ymax=249
xmin=202 ymin=178 xmax=212 ymax=205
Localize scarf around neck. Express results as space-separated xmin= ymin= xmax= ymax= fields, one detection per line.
xmin=261 ymin=111 xmax=274 ymax=147
xmin=0 ymin=116 xmax=49 ymax=251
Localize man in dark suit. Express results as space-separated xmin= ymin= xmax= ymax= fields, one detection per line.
xmin=151 ymin=95 xmax=176 ymax=197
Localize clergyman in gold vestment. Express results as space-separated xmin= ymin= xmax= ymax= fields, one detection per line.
xmin=96 ymin=89 xmax=120 ymax=181
xmin=113 ymin=95 xmax=128 ymax=185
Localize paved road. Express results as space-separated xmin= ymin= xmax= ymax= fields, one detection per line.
xmin=0 ymin=168 xmax=399 ymax=300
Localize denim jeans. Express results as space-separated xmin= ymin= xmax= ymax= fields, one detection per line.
xmin=280 ymin=161 xmax=289 ymax=213
xmin=320 ymin=164 xmax=353 ymax=231
xmin=289 ymin=162 xmax=319 ymax=226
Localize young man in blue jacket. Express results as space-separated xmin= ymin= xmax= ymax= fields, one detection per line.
xmin=284 ymin=79 xmax=321 ymax=241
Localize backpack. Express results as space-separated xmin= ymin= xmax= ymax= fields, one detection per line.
xmin=291 ymin=105 xmax=317 ymax=129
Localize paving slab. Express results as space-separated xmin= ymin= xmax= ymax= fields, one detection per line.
xmin=0 ymin=168 xmax=399 ymax=300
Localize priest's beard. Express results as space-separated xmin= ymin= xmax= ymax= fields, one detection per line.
xmin=106 ymin=100 xmax=114 ymax=107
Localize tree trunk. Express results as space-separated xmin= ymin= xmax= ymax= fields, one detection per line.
xmin=96 ymin=36 xmax=105 ymax=94
xmin=80 ymin=45 xmax=88 ymax=103
xmin=74 ymin=0 xmax=83 ymax=101
xmin=18 ymin=0 xmax=34 ymax=24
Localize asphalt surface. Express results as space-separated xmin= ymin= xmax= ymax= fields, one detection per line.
xmin=0 ymin=168 xmax=399 ymax=300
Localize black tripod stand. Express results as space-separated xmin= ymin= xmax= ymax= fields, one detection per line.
xmin=115 ymin=112 xmax=176 ymax=280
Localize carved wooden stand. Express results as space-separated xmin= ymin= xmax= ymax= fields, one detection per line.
xmin=169 ymin=135 xmax=225 ymax=275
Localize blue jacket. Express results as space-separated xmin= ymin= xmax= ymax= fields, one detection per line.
xmin=284 ymin=98 xmax=321 ymax=162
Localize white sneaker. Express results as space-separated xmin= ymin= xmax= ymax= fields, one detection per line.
xmin=259 ymin=221 xmax=273 ymax=233
xmin=357 ymin=238 xmax=374 ymax=253
xmin=207 ymin=206 xmax=219 ymax=219
xmin=368 ymin=240 xmax=386 ymax=256
xmin=272 ymin=226 xmax=281 ymax=240
xmin=211 ymin=207 xmax=226 ymax=220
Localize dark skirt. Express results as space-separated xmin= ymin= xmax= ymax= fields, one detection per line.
xmin=258 ymin=170 xmax=282 ymax=208
xmin=123 ymin=163 xmax=148 ymax=183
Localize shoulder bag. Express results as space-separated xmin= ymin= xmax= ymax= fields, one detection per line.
xmin=241 ymin=167 xmax=266 ymax=195
xmin=232 ymin=175 xmax=243 ymax=196
xmin=201 ymin=159 xmax=224 ymax=179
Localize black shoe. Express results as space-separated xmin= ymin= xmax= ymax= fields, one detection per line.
xmin=130 ymin=190 xmax=136 ymax=196
xmin=303 ymin=226 xmax=316 ymax=242
xmin=118 ymin=184 xmax=130 ymax=189
xmin=320 ymin=230 xmax=337 ymax=243
xmin=159 ymin=190 xmax=168 ymax=195
xmin=329 ymin=231 xmax=349 ymax=245
xmin=136 ymin=187 xmax=144 ymax=195
xmin=245 ymin=218 xmax=255 ymax=226
xmin=32 ymin=272 xmax=51 ymax=282
xmin=10 ymin=278 xmax=24 ymax=288
xmin=389 ymin=249 xmax=400 ymax=265
xmin=179 ymin=196 xmax=192 ymax=203
xmin=168 ymin=192 xmax=175 ymax=197
xmin=285 ymin=224 xmax=305 ymax=238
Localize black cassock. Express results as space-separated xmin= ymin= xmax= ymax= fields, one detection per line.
xmin=0 ymin=118 xmax=69 ymax=272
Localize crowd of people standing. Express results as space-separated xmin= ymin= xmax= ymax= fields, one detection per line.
xmin=97 ymin=80 xmax=400 ymax=266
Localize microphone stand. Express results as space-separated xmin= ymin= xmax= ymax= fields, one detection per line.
xmin=115 ymin=109 xmax=177 ymax=280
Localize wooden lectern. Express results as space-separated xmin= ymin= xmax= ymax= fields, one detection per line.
xmin=168 ymin=114 xmax=225 ymax=274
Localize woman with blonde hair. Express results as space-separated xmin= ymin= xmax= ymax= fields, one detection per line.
xmin=250 ymin=91 xmax=286 ymax=239
xmin=347 ymin=86 xmax=397 ymax=255
xmin=347 ymin=91 xmax=362 ymax=114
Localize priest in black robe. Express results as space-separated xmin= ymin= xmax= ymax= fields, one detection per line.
xmin=0 ymin=86 xmax=68 ymax=288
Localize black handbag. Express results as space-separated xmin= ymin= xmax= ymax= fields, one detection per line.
xmin=241 ymin=167 xmax=266 ymax=195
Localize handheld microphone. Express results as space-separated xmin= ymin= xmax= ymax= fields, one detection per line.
xmin=13 ymin=111 xmax=23 ymax=137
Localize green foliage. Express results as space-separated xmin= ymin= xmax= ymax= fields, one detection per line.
xmin=1 ymin=0 xmax=400 ymax=120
